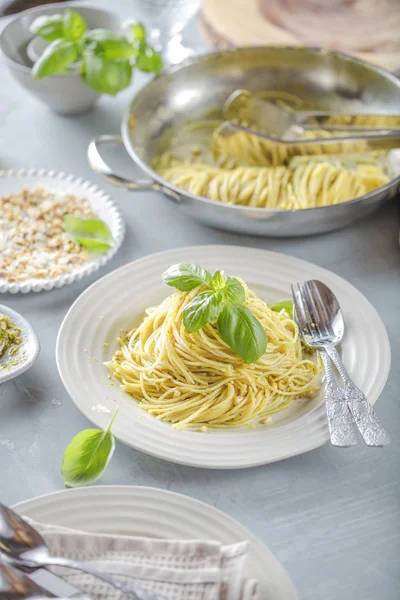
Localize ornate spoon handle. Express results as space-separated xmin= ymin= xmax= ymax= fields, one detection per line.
xmin=320 ymin=350 xmax=357 ymax=447
xmin=324 ymin=345 xmax=390 ymax=447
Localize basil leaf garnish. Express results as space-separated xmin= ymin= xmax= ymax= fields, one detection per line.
xmin=210 ymin=270 xmax=225 ymax=291
xmin=270 ymin=300 xmax=293 ymax=318
xmin=217 ymin=303 xmax=267 ymax=363
xmin=164 ymin=263 xmax=268 ymax=363
xmin=183 ymin=291 xmax=222 ymax=333
xmin=63 ymin=215 xmax=113 ymax=253
xmin=163 ymin=264 xmax=212 ymax=291
xmin=61 ymin=408 xmax=118 ymax=488
xmin=221 ymin=276 xmax=245 ymax=303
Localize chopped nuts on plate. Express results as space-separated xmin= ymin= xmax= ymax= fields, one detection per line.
xmin=0 ymin=304 xmax=40 ymax=383
xmin=0 ymin=169 xmax=125 ymax=294
xmin=0 ymin=188 xmax=95 ymax=283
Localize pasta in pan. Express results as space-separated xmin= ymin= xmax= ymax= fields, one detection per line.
xmin=152 ymin=91 xmax=393 ymax=210
xmin=157 ymin=159 xmax=389 ymax=209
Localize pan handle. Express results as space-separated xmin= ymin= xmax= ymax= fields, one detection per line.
xmin=87 ymin=135 xmax=180 ymax=201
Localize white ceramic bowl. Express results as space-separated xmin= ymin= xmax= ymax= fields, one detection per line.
xmin=0 ymin=168 xmax=125 ymax=294
xmin=0 ymin=304 xmax=40 ymax=383
xmin=0 ymin=3 xmax=121 ymax=115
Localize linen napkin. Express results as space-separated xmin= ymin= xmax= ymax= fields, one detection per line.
xmin=27 ymin=519 xmax=260 ymax=600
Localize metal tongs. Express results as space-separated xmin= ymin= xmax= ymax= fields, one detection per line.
xmin=219 ymin=88 xmax=400 ymax=146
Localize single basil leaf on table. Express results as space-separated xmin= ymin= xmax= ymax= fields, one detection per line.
xmin=135 ymin=46 xmax=163 ymax=75
xmin=29 ymin=14 xmax=64 ymax=41
xmin=183 ymin=291 xmax=223 ymax=333
xmin=61 ymin=408 xmax=118 ymax=488
xmin=32 ymin=39 xmax=79 ymax=78
xmin=82 ymin=51 xmax=132 ymax=95
xmin=62 ymin=8 xmax=87 ymax=41
xmin=84 ymin=29 xmax=137 ymax=59
xmin=217 ymin=303 xmax=267 ymax=363
xmin=63 ymin=215 xmax=113 ymax=253
xmin=221 ymin=276 xmax=245 ymax=303
xmin=162 ymin=263 xmax=212 ymax=291
xmin=270 ymin=300 xmax=293 ymax=318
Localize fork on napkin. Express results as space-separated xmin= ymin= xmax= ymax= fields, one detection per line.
xmin=26 ymin=520 xmax=259 ymax=600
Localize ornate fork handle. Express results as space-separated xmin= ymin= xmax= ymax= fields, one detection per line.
xmin=324 ymin=345 xmax=390 ymax=447
xmin=320 ymin=351 xmax=357 ymax=447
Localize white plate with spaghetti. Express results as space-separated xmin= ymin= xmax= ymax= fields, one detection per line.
xmin=14 ymin=485 xmax=297 ymax=600
xmin=56 ymin=245 xmax=391 ymax=469
xmin=0 ymin=168 xmax=125 ymax=294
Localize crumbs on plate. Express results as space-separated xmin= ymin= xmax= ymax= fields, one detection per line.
xmin=0 ymin=188 xmax=95 ymax=282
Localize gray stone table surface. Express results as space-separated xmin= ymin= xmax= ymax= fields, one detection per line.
xmin=0 ymin=3 xmax=399 ymax=600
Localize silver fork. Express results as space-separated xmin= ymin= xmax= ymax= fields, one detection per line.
xmin=292 ymin=292 xmax=357 ymax=447
xmin=292 ymin=280 xmax=390 ymax=447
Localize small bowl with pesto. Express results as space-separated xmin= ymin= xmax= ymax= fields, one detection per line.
xmin=0 ymin=305 xmax=40 ymax=384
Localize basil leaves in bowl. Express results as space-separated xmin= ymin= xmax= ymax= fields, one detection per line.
xmin=0 ymin=5 xmax=162 ymax=115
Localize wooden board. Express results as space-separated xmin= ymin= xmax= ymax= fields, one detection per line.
xmin=200 ymin=0 xmax=400 ymax=73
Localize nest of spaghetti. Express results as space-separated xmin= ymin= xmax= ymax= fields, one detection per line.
xmin=106 ymin=282 xmax=322 ymax=430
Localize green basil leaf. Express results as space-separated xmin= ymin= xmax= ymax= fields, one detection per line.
xmin=130 ymin=22 xmax=147 ymax=44
xmin=183 ymin=291 xmax=223 ymax=333
xmin=270 ymin=300 xmax=293 ymax=318
xmin=62 ymin=9 xmax=87 ymax=41
xmin=84 ymin=29 xmax=136 ymax=59
xmin=217 ymin=303 xmax=267 ymax=363
xmin=32 ymin=39 xmax=79 ymax=78
xmin=82 ymin=52 xmax=132 ymax=95
xmin=61 ymin=408 xmax=118 ymax=487
xmin=135 ymin=46 xmax=163 ymax=75
xmin=210 ymin=270 xmax=225 ymax=291
xmin=29 ymin=14 xmax=64 ymax=41
xmin=221 ymin=276 xmax=245 ymax=303
xmin=162 ymin=264 xmax=212 ymax=291
xmin=74 ymin=238 xmax=112 ymax=253
xmin=64 ymin=215 xmax=113 ymax=253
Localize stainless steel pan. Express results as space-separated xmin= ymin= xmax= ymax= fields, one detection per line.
xmin=88 ymin=46 xmax=400 ymax=237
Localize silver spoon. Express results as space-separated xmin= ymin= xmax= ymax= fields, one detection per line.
xmin=292 ymin=303 xmax=357 ymax=447
xmin=292 ymin=280 xmax=390 ymax=447
xmin=0 ymin=563 xmax=54 ymax=598
xmin=0 ymin=504 xmax=166 ymax=600
xmin=0 ymin=305 xmax=40 ymax=384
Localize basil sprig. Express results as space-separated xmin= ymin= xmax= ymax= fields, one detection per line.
xmin=270 ymin=299 xmax=293 ymax=318
xmin=163 ymin=264 xmax=267 ymax=363
xmin=30 ymin=10 xmax=163 ymax=95
xmin=61 ymin=408 xmax=118 ymax=488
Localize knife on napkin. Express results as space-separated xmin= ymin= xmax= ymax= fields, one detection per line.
xmin=29 ymin=568 xmax=90 ymax=598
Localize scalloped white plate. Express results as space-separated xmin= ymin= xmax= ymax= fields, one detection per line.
xmin=13 ymin=485 xmax=298 ymax=600
xmin=0 ymin=168 xmax=125 ymax=294
xmin=56 ymin=245 xmax=391 ymax=468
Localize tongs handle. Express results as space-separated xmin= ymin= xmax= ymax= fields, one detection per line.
xmin=216 ymin=120 xmax=400 ymax=147
xmin=223 ymin=89 xmax=400 ymax=137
